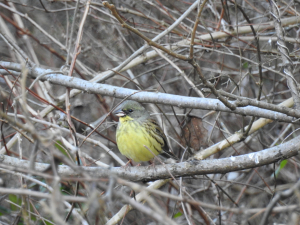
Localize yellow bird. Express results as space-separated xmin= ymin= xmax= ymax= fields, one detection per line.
xmin=114 ymin=100 xmax=178 ymax=163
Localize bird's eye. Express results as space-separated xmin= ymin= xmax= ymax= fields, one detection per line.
xmin=128 ymin=109 xmax=133 ymax=113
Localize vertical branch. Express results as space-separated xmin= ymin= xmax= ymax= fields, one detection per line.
xmin=189 ymin=0 xmax=208 ymax=59
xmin=230 ymin=0 xmax=264 ymax=136
xmin=66 ymin=0 xmax=80 ymax=65
xmin=65 ymin=0 xmax=91 ymax=168
xmin=269 ymin=0 xmax=300 ymax=109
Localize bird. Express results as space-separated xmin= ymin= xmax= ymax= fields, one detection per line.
xmin=114 ymin=100 xmax=178 ymax=163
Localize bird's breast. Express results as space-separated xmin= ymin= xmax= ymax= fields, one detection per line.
xmin=116 ymin=120 xmax=163 ymax=162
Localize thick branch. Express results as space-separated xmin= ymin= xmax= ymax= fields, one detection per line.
xmin=219 ymin=90 xmax=300 ymax=118
xmin=0 ymin=61 xmax=296 ymax=122
xmin=1 ymin=135 xmax=299 ymax=182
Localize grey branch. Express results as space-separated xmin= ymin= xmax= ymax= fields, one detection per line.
xmin=0 ymin=61 xmax=297 ymax=123
xmin=269 ymin=0 xmax=300 ymax=109
xmin=1 ymin=135 xmax=299 ymax=182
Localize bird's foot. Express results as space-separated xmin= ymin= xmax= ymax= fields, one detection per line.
xmin=121 ymin=159 xmax=132 ymax=171
xmin=147 ymin=160 xmax=157 ymax=171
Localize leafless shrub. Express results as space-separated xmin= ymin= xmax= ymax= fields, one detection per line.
xmin=1 ymin=0 xmax=300 ymax=224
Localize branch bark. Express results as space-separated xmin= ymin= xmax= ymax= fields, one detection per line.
xmin=0 ymin=61 xmax=297 ymax=123
xmin=1 ymin=134 xmax=299 ymax=182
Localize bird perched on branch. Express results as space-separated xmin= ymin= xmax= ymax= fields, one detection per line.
xmin=114 ymin=100 xmax=178 ymax=163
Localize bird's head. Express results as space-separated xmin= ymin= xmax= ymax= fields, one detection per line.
xmin=114 ymin=100 xmax=150 ymax=121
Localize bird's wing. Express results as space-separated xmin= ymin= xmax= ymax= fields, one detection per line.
xmin=149 ymin=119 xmax=178 ymax=160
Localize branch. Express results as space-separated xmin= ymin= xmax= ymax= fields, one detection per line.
xmin=103 ymin=1 xmax=237 ymax=111
xmin=1 ymin=135 xmax=299 ymax=182
xmin=0 ymin=61 xmax=297 ymax=122
xmin=260 ymin=177 xmax=300 ymax=225
xmin=0 ymin=187 xmax=87 ymax=202
xmin=218 ymin=90 xmax=300 ymax=118
xmin=269 ymin=0 xmax=300 ymax=109
xmin=102 ymin=2 xmax=188 ymax=61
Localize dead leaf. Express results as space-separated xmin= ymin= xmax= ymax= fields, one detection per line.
xmin=181 ymin=117 xmax=208 ymax=151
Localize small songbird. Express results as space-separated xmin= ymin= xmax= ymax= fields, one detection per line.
xmin=114 ymin=100 xmax=178 ymax=163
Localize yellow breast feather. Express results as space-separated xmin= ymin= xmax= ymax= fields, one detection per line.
xmin=116 ymin=117 xmax=164 ymax=162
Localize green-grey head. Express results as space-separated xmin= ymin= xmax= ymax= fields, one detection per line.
xmin=114 ymin=100 xmax=150 ymax=120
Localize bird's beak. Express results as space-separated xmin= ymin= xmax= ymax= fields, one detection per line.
xmin=114 ymin=108 xmax=126 ymax=117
